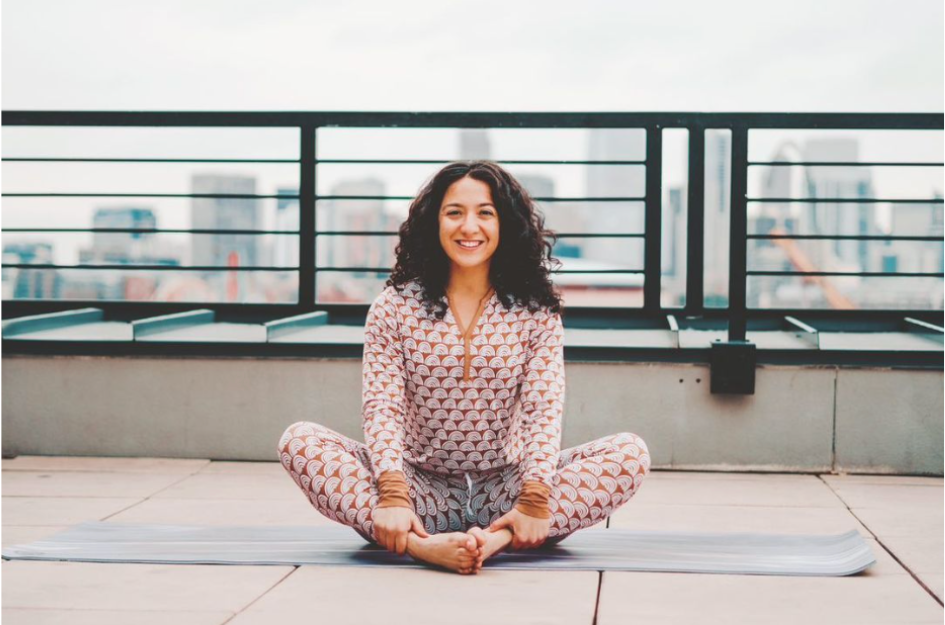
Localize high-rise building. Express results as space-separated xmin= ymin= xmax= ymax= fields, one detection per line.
xmin=459 ymin=130 xmax=492 ymax=160
xmin=190 ymin=174 xmax=260 ymax=268
xmin=703 ymin=130 xmax=732 ymax=307
xmin=318 ymin=177 xmax=389 ymax=302
xmin=583 ymin=129 xmax=647 ymax=270
xmin=2 ymin=242 xmax=61 ymax=299
xmin=663 ymin=186 xmax=687 ymax=306
xmin=87 ymin=207 xmax=158 ymax=262
xmin=274 ymin=186 xmax=300 ymax=268
xmin=800 ymin=138 xmax=877 ymax=273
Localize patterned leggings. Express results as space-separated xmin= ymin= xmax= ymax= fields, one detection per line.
xmin=277 ymin=421 xmax=651 ymax=545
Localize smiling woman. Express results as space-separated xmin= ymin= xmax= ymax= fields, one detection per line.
xmin=278 ymin=161 xmax=651 ymax=575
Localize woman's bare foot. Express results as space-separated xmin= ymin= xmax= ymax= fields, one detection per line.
xmin=406 ymin=531 xmax=482 ymax=575
xmin=466 ymin=526 xmax=513 ymax=572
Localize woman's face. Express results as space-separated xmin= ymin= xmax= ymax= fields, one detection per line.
xmin=438 ymin=176 xmax=500 ymax=275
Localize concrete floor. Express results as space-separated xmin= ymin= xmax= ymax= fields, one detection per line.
xmin=2 ymin=456 xmax=942 ymax=625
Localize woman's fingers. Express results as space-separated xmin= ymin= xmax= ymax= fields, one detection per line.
xmin=395 ymin=531 xmax=408 ymax=555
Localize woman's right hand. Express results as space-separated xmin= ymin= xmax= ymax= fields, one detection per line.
xmin=372 ymin=506 xmax=430 ymax=555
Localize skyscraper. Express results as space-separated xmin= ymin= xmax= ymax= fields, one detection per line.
xmin=190 ymin=174 xmax=260 ymax=268
xmin=88 ymin=207 xmax=158 ymax=262
xmin=703 ymin=130 xmax=732 ymax=307
xmin=584 ymin=129 xmax=647 ymax=269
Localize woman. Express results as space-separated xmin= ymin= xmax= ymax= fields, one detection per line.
xmin=278 ymin=160 xmax=651 ymax=575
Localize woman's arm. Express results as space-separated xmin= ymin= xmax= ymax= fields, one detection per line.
xmin=362 ymin=287 xmax=412 ymax=509
xmin=514 ymin=309 xmax=566 ymax=518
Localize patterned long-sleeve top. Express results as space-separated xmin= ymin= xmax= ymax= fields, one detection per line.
xmin=361 ymin=279 xmax=566 ymax=490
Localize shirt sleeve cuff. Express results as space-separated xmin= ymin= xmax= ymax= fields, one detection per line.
xmin=375 ymin=470 xmax=413 ymax=510
xmin=514 ymin=480 xmax=552 ymax=519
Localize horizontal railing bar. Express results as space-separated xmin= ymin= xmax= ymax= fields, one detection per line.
xmin=315 ymin=158 xmax=648 ymax=165
xmin=2 ymin=110 xmax=941 ymax=129
xmin=314 ymin=267 xmax=644 ymax=274
xmin=747 ymin=270 xmax=944 ymax=277
xmin=747 ymin=234 xmax=942 ymax=241
xmin=2 ymin=158 xmax=299 ymax=163
xmin=1 ymin=193 xmax=642 ymax=202
xmin=310 ymin=231 xmax=647 ymax=238
xmin=3 ymin=264 xmax=296 ymax=271
xmin=2 ymin=193 xmax=298 ymax=199
xmin=747 ymin=198 xmax=943 ymax=204
xmin=3 ymin=264 xmax=646 ymax=274
xmin=316 ymin=195 xmax=646 ymax=202
xmin=3 ymin=228 xmax=300 ymax=235
xmin=1 ymin=228 xmax=646 ymax=238
xmin=749 ymin=161 xmax=944 ymax=167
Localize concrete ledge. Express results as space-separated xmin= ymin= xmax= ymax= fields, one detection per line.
xmin=2 ymin=355 xmax=941 ymax=475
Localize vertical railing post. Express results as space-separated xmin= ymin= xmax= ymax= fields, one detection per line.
xmin=298 ymin=123 xmax=317 ymax=311
xmin=727 ymin=125 xmax=749 ymax=341
xmin=643 ymin=125 xmax=663 ymax=313
xmin=685 ymin=123 xmax=705 ymax=315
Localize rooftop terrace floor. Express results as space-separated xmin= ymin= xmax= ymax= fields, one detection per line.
xmin=1 ymin=456 xmax=942 ymax=624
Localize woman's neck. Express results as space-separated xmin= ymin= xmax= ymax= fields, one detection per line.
xmin=447 ymin=264 xmax=492 ymax=298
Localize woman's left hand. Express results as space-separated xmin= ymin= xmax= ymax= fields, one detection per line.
xmin=488 ymin=508 xmax=552 ymax=550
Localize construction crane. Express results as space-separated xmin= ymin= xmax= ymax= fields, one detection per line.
xmin=768 ymin=228 xmax=857 ymax=310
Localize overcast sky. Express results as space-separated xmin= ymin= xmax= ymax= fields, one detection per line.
xmin=2 ymin=0 xmax=942 ymax=267
xmin=3 ymin=0 xmax=943 ymax=111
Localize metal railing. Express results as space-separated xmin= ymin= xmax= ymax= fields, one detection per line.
xmin=2 ymin=111 xmax=943 ymax=341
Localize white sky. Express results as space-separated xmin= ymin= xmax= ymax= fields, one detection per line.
xmin=1 ymin=0 xmax=942 ymax=264
xmin=3 ymin=0 xmax=942 ymax=112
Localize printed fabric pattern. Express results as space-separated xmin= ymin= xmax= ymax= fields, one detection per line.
xmin=361 ymin=280 xmax=565 ymax=488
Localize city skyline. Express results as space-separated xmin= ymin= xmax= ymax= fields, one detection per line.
xmin=3 ymin=127 xmax=942 ymax=308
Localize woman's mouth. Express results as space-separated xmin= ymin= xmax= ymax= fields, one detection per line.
xmin=456 ymin=240 xmax=484 ymax=251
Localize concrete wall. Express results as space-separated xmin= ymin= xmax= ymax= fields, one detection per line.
xmin=2 ymin=355 xmax=941 ymax=475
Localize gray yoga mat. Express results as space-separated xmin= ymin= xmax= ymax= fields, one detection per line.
xmin=1 ymin=522 xmax=875 ymax=576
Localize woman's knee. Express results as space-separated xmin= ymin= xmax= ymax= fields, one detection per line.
xmin=276 ymin=420 xmax=325 ymax=464
xmin=607 ymin=432 xmax=651 ymax=477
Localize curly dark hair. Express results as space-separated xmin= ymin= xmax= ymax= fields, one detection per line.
xmin=386 ymin=160 xmax=563 ymax=319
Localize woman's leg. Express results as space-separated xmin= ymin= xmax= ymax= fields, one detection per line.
xmin=472 ymin=431 xmax=652 ymax=543
xmin=277 ymin=421 xmax=470 ymax=541
xmin=277 ymin=421 xmax=379 ymax=542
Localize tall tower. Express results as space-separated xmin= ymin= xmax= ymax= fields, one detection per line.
xmin=459 ymin=130 xmax=492 ymax=160
xmin=584 ymin=129 xmax=647 ymax=268
xmin=703 ymin=130 xmax=732 ymax=306
xmin=190 ymin=174 xmax=260 ymax=268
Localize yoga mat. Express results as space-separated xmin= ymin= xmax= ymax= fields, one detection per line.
xmin=1 ymin=522 xmax=875 ymax=576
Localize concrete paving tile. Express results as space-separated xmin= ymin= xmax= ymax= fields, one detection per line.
xmin=1 ymin=609 xmax=232 ymax=625
xmin=150 ymin=473 xmax=301 ymax=500
xmin=608 ymin=502 xmax=873 ymax=537
xmin=2 ymin=561 xmax=294 ymax=611
xmin=923 ymin=575 xmax=943 ymax=602
xmin=197 ymin=461 xmax=285 ymax=476
xmin=821 ymin=474 xmax=943 ymax=487
xmin=628 ymin=474 xmax=844 ymax=508
xmin=105 ymin=497 xmax=336 ymax=526
xmin=2 ymin=526 xmax=68 ymax=548
xmin=2 ymin=456 xmax=209 ymax=474
xmin=2 ymin=471 xmax=189 ymax=499
xmin=230 ymin=566 xmax=598 ymax=625
xmin=824 ymin=482 xmax=944 ymax=510
xmin=597 ymin=569 xmax=943 ymax=625
xmin=873 ymin=534 xmax=943 ymax=575
xmin=2 ymin=497 xmax=141 ymax=526
xmin=850 ymin=506 xmax=944 ymax=538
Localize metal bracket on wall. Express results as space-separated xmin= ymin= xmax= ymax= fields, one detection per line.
xmin=710 ymin=340 xmax=757 ymax=395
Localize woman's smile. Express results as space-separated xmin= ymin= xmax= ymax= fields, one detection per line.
xmin=439 ymin=176 xmax=501 ymax=272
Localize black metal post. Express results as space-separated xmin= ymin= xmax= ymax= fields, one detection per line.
xmin=728 ymin=125 xmax=749 ymax=341
xmin=299 ymin=124 xmax=317 ymax=311
xmin=685 ymin=124 xmax=705 ymax=315
xmin=643 ymin=125 xmax=663 ymax=313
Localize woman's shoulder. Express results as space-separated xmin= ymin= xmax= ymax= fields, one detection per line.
xmin=370 ymin=280 xmax=427 ymax=316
